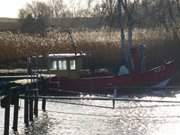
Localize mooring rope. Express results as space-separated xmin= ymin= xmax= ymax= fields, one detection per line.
xmin=47 ymin=100 xmax=113 ymax=109
xmin=51 ymin=88 xmax=109 ymax=97
xmin=38 ymin=109 xmax=180 ymax=119
xmin=19 ymin=95 xmax=180 ymax=104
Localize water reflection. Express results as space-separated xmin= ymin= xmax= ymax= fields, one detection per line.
xmin=23 ymin=113 xmax=50 ymax=135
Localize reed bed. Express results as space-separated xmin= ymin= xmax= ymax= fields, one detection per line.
xmin=0 ymin=30 xmax=179 ymax=70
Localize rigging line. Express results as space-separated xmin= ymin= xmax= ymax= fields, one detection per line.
xmin=50 ymin=86 xmax=180 ymax=96
xmin=47 ymin=100 xmax=113 ymax=109
xmin=17 ymin=98 xmax=113 ymax=109
xmin=117 ymin=104 xmax=180 ymax=109
xmin=19 ymin=95 xmax=180 ymax=104
xmin=17 ymin=99 xmax=180 ymax=109
xmin=17 ymin=108 xmax=114 ymax=118
xmin=46 ymin=110 xmax=114 ymax=118
xmin=44 ymin=99 xmax=180 ymax=109
xmin=55 ymin=88 xmax=110 ymax=97
xmin=40 ymin=109 xmax=180 ymax=120
xmin=45 ymin=100 xmax=180 ymax=109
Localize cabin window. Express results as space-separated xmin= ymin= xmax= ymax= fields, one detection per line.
xmin=70 ymin=60 xmax=76 ymax=70
xmin=51 ymin=60 xmax=57 ymax=70
xmin=58 ymin=60 xmax=67 ymax=70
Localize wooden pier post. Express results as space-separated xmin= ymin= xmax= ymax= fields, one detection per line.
xmin=29 ymin=90 xmax=34 ymax=122
xmin=3 ymin=92 xmax=11 ymax=135
xmin=42 ymin=98 xmax=46 ymax=112
xmin=29 ymin=95 xmax=33 ymax=122
xmin=24 ymin=92 xmax=29 ymax=127
xmin=34 ymin=90 xmax=38 ymax=117
xmin=41 ymin=77 xmax=47 ymax=112
xmin=12 ymin=94 xmax=19 ymax=132
xmin=112 ymin=88 xmax=117 ymax=109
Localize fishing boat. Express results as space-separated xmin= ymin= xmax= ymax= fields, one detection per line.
xmin=44 ymin=0 xmax=176 ymax=95
xmin=47 ymin=50 xmax=176 ymax=95
xmin=43 ymin=31 xmax=176 ymax=95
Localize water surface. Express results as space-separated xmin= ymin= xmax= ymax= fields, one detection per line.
xmin=1 ymin=93 xmax=180 ymax=135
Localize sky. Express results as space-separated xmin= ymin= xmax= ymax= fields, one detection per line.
xmin=0 ymin=0 xmax=100 ymax=18
xmin=0 ymin=0 xmax=29 ymax=18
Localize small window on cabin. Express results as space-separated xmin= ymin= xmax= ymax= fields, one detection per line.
xmin=58 ymin=60 xmax=67 ymax=70
xmin=51 ymin=60 xmax=57 ymax=70
xmin=70 ymin=60 xmax=76 ymax=70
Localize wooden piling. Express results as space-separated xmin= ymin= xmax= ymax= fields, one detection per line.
xmin=41 ymin=77 xmax=47 ymax=112
xmin=112 ymin=89 xmax=117 ymax=109
xmin=112 ymin=99 xmax=115 ymax=109
xmin=34 ymin=90 xmax=38 ymax=117
xmin=42 ymin=98 xmax=46 ymax=112
xmin=4 ymin=95 xmax=11 ymax=135
xmin=29 ymin=96 xmax=33 ymax=122
xmin=24 ymin=93 xmax=29 ymax=127
xmin=12 ymin=95 xmax=19 ymax=132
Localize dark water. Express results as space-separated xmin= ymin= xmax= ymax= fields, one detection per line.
xmin=1 ymin=93 xmax=180 ymax=135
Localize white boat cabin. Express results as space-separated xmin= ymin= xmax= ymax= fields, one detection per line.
xmin=48 ymin=53 xmax=86 ymax=78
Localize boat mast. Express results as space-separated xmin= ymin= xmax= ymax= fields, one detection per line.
xmin=118 ymin=0 xmax=133 ymax=71
xmin=67 ymin=30 xmax=77 ymax=55
xmin=118 ymin=0 xmax=127 ymax=67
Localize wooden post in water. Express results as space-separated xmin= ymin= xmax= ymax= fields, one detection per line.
xmin=42 ymin=98 xmax=46 ymax=112
xmin=12 ymin=93 xmax=19 ymax=132
xmin=24 ymin=91 xmax=29 ymax=127
xmin=34 ymin=90 xmax=38 ymax=117
xmin=41 ymin=77 xmax=47 ymax=112
xmin=4 ymin=90 xmax=11 ymax=135
xmin=112 ymin=88 xmax=117 ymax=109
xmin=29 ymin=93 xmax=34 ymax=122
xmin=28 ymin=56 xmax=34 ymax=121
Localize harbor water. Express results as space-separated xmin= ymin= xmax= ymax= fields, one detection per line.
xmin=1 ymin=93 xmax=180 ymax=135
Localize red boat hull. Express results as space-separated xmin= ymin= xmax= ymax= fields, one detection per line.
xmin=48 ymin=60 xmax=176 ymax=94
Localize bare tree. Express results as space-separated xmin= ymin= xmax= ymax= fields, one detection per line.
xmin=140 ymin=0 xmax=180 ymax=40
xmin=19 ymin=1 xmax=52 ymax=34
xmin=48 ymin=0 xmax=65 ymax=18
xmin=92 ymin=0 xmax=179 ymax=70
xmin=176 ymin=0 xmax=180 ymax=13
xmin=25 ymin=1 xmax=52 ymax=18
xmin=19 ymin=9 xmax=28 ymax=20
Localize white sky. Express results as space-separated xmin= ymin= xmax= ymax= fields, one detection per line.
xmin=0 ymin=0 xmax=100 ymax=18
xmin=0 ymin=0 xmax=29 ymax=18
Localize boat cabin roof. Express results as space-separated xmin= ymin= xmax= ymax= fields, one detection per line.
xmin=31 ymin=53 xmax=86 ymax=59
xmin=48 ymin=53 xmax=86 ymax=58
